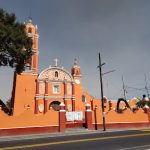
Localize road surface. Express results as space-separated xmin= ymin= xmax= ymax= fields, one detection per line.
xmin=0 ymin=128 xmax=150 ymax=150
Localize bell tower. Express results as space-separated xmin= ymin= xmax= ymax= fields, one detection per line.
xmin=71 ymin=59 xmax=82 ymax=84
xmin=11 ymin=19 xmax=39 ymax=115
xmin=24 ymin=18 xmax=39 ymax=73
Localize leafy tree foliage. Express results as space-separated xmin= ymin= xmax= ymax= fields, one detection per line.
xmin=0 ymin=8 xmax=32 ymax=73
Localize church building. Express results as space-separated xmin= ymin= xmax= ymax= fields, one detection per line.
xmin=0 ymin=19 xmax=149 ymax=136
xmin=11 ymin=19 xmax=94 ymax=116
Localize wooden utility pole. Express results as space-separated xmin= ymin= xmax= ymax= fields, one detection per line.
xmin=98 ymin=53 xmax=106 ymax=131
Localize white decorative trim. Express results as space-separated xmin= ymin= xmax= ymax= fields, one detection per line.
xmin=37 ymin=80 xmax=44 ymax=83
xmin=44 ymin=96 xmax=49 ymax=100
xmin=44 ymin=96 xmax=73 ymax=99
xmin=35 ymin=96 xmax=44 ymax=100
xmin=38 ymin=79 xmax=73 ymax=83
xmin=35 ymin=95 xmax=74 ymax=100
xmin=59 ymin=110 xmax=66 ymax=112
xmin=27 ymin=33 xmax=33 ymax=37
xmin=60 ymin=103 xmax=65 ymax=107
xmin=86 ymin=109 xmax=92 ymax=112
xmin=48 ymin=96 xmax=63 ymax=99
xmin=32 ymin=49 xmax=36 ymax=53
xmin=37 ymin=79 xmax=45 ymax=82
xmin=85 ymin=103 xmax=91 ymax=107
xmin=45 ymin=80 xmax=49 ymax=83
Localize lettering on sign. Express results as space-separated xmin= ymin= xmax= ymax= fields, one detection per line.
xmin=66 ymin=112 xmax=83 ymax=121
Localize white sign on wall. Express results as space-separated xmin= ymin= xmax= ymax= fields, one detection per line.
xmin=66 ymin=112 xmax=83 ymax=121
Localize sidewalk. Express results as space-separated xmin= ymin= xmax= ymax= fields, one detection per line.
xmin=0 ymin=128 xmax=133 ymax=142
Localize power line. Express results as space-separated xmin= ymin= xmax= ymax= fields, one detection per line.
xmin=126 ymin=86 xmax=145 ymax=91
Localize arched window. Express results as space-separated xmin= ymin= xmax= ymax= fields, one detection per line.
xmin=28 ymin=27 xmax=32 ymax=33
xmin=49 ymin=101 xmax=61 ymax=111
xmin=55 ymin=71 xmax=58 ymax=78
xmin=82 ymin=95 xmax=86 ymax=102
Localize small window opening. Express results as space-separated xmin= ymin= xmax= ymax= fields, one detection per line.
xmin=82 ymin=95 xmax=86 ymax=102
xmin=28 ymin=27 xmax=32 ymax=33
xmin=55 ymin=71 xmax=58 ymax=78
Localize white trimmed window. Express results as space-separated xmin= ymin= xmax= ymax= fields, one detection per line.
xmin=53 ymin=84 xmax=60 ymax=94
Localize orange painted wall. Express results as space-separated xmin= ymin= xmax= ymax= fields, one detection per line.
xmin=91 ymin=99 xmax=149 ymax=125
xmin=106 ymin=109 xmax=149 ymax=123
xmin=0 ymin=109 xmax=59 ymax=128
xmin=13 ymin=73 xmax=37 ymax=116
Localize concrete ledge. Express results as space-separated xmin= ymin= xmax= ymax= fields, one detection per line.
xmin=93 ymin=122 xmax=150 ymax=130
xmin=0 ymin=126 xmax=59 ymax=136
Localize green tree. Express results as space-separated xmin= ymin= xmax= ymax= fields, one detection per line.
xmin=0 ymin=8 xmax=32 ymax=73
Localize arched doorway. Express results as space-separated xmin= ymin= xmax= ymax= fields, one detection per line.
xmin=49 ymin=101 xmax=61 ymax=111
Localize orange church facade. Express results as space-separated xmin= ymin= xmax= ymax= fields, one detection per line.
xmin=11 ymin=19 xmax=98 ymax=119
xmin=0 ymin=19 xmax=150 ymax=136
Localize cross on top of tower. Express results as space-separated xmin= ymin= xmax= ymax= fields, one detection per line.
xmin=74 ymin=58 xmax=78 ymax=66
xmin=54 ymin=58 xmax=59 ymax=67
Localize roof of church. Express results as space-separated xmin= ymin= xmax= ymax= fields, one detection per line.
xmin=38 ymin=66 xmax=74 ymax=82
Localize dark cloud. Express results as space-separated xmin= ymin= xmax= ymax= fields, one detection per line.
xmin=1 ymin=0 xmax=150 ymax=102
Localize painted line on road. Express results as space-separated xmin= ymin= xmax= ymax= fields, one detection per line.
xmin=1 ymin=132 xmax=150 ymax=150
xmin=118 ymin=144 xmax=150 ymax=150
xmin=139 ymin=129 xmax=150 ymax=132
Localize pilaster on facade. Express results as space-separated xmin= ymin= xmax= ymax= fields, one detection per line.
xmin=35 ymin=100 xmax=38 ymax=114
xmin=36 ymin=81 xmax=40 ymax=95
xmin=44 ymin=96 xmax=49 ymax=101
xmin=44 ymin=100 xmax=48 ymax=114
xmin=45 ymin=80 xmax=49 ymax=96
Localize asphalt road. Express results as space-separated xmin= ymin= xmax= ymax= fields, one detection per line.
xmin=1 ymin=128 xmax=150 ymax=150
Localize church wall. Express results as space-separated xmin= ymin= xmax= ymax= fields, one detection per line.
xmin=74 ymin=84 xmax=85 ymax=111
xmin=0 ymin=110 xmax=59 ymax=129
xmin=13 ymin=73 xmax=38 ymax=116
xmin=90 ymin=99 xmax=150 ymax=129
xmin=105 ymin=109 xmax=149 ymax=123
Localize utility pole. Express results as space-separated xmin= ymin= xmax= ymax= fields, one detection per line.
xmin=122 ymin=76 xmax=127 ymax=99
xmin=98 ymin=53 xmax=106 ymax=131
xmin=144 ymin=74 xmax=150 ymax=98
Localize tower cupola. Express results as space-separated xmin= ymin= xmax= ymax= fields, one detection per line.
xmin=71 ymin=59 xmax=81 ymax=77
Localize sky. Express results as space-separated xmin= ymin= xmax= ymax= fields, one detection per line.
xmin=0 ymin=0 xmax=150 ymax=103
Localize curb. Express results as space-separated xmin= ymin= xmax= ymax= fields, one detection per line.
xmin=0 ymin=128 xmax=135 ymax=142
